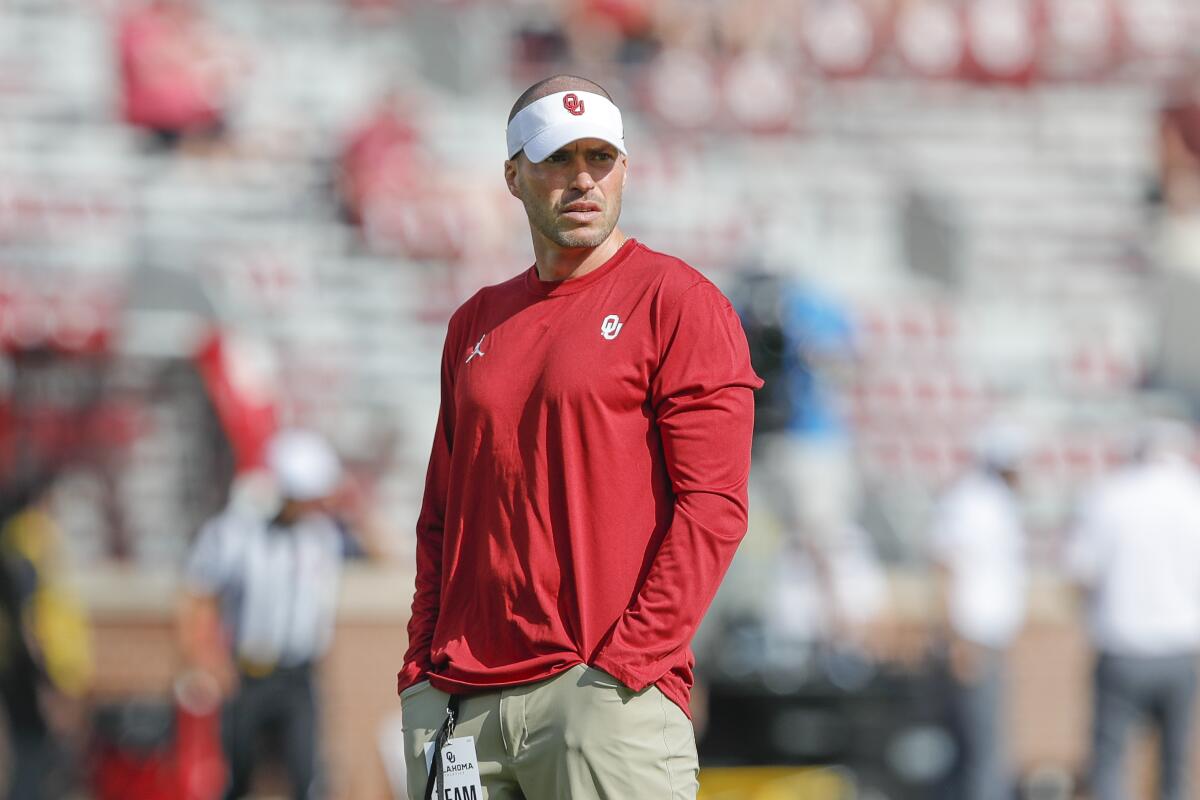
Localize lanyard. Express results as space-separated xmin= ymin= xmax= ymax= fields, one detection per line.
xmin=424 ymin=694 xmax=462 ymax=800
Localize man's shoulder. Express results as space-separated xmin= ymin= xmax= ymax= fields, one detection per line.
xmin=447 ymin=270 xmax=529 ymax=326
xmin=627 ymin=241 xmax=724 ymax=303
xmin=630 ymin=241 xmax=707 ymax=284
xmin=935 ymin=477 xmax=974 ymax=518
xmin=199 ymin=506 xmax=262 ymax=539
xmin=188 ymin=507 xmax=261 ymax=569
xmin=940 ymin=472 xmax=1006 ymax=515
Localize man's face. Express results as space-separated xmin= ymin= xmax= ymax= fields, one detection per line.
xmin=505 ymin=138 xmax=627 ymax=250
xmin=280 ymin=496 xmax=327 ymax=522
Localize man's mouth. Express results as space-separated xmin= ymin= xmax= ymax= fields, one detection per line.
xmin=561 ymin=201 xmax=601 ymax=222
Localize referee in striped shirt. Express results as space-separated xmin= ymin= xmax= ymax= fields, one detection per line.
xmin=180 ymin=430 xmax=346 ymax=800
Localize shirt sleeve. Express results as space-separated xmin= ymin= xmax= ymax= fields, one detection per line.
xmin=397 ymin=321 xmax=459 ymax=694
xmin=591 ymin=280 xmax=763 ymax=692
xmin=183 ymin=516 xmax=235 ymax=595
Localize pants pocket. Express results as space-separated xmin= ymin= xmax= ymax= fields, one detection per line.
xmin=400 ymin=684 xmax=447 ymax=800
xmin=580 ymin=666 xmax=628 ymax=691
xmin=535 ymin=675 xmax=698 ymax=799
xmin=400 ymin=678 xmax=432 ymax=702
xmin=400 ymin=680 xmax=448 ymax=734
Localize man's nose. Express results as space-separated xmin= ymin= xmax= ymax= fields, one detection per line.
xmin=570 ymin=166 xmax=597 ymax=191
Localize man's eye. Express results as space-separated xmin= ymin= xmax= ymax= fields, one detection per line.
xmin=546 ymin=153 xmax=569 ymax=163
xmin=593 ymin=152 xmax=614 ymax=161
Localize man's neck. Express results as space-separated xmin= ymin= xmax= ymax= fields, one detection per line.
xmin=533 ymin=228 xmax=627 ymax=283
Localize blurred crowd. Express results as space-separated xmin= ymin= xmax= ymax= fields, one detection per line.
xmin=725 ymin=269 xmax=1200 ymax=798
xmin=4 ymin=0 xmax=1200 ymax=797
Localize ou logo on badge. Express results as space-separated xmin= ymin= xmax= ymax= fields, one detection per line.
xmin=600 ymin=315 xmax=623 ymax=340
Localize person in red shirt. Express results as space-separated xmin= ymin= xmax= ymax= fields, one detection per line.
xmin=335 ymin=89 xmax=423 ymax=228
xmin=397 ymin=74 xmax=761 ymax=800
xmin=116 ymin=0 xmax=232 ymax=151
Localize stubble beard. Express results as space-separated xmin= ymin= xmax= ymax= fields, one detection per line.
xmin=524 ymin=195 xmax=621 ymax=250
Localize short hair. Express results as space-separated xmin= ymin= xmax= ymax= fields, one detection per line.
xmin=508 ymin=75 xmax=613 ymax=123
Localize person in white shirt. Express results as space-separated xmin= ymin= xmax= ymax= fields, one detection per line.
xmin=180 ymin=429 xmax=346 ymax=800
xmin=765 ymin=521 xmax=888 ymax=656
xmin=929 ymin=423 xmax=1029 ymax=800
xmin=1066 ymin=419 xmax=1200 ymax=800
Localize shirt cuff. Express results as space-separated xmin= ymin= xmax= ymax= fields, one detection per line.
xmin=590 ymin=652 xmax=655 ymax=694
xmin=396 ymin=662 xmax=429 ymax=696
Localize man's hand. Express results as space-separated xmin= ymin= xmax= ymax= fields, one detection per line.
xmin=176 ymin=590 xmax=237 ymax=697
xmin=948 ymin=634 xmax=987 ymax=685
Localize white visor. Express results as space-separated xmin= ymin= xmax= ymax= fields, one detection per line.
xmin=506 ymin=90 xmax=626 ymax=163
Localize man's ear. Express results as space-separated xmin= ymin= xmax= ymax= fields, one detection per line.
xmin=621 ymin=155 xmax=628 ymax=187
xmin=504 ymin=158 xmax=520 ymax=198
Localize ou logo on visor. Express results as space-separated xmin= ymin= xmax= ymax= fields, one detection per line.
xmin=600 ymin=314 xmax=623 ymax=340
xmin=563 ymin=93 xmax=585 ymax=116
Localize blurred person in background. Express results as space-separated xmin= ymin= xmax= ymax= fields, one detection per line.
xmin=333 ymin=86 xmax=509 ymax=264
xmin=929 ymin=422 xmax=1030 ymax=800
xmin=1149 ymin=87 xmax=1200 ymax=414
xmin=1155 ymin=96 xmax=1200 ymax=220
xmin=334 ymin=87 xmax=424 ymax=231
xmin=1066 ymin=418 xmax=1200 ymax=800
xmin=560 ymin=0 xmax=660 ymax=70
xmin=0 ymin=473 xmax=94 ymax=800
xmin=178 ymin=429 xmax=354 ymax=800
xmin=764 ymin=519 xmax=888 ymax=673
xmin=116 ymin=0 xmax=240 ymax=154
xmin=397 ymin=74 xmax=760 ymax=800
xmin=733 ymin=266 xmax=862 ymax=643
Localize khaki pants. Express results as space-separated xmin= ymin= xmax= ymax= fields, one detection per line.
xmin=399 ymin=664 xmax=699 ymax=800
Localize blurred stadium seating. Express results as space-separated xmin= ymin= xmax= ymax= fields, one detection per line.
xmin=0 ymin=0 xmax=1188 ymax=564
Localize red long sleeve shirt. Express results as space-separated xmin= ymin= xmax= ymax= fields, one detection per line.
xmin=397 ymin=239 xmax=762 ymax=715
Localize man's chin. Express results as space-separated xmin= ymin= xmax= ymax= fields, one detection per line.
xmin=553 ymin=227 xmax=611 ymax=249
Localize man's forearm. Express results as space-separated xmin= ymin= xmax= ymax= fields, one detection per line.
xmin=591 ymin=493 xmax=748 ymax=692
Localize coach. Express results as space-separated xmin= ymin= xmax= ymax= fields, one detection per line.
xmin=397 ymin=74 xmax=762 ymax=800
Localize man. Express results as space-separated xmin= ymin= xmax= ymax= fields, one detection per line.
xmin=398 ymin=75 xmax=762 ymax=800
xmin=0 ymin=474 xmax=93 ymax=800
xmin=1066 ymin=419 xmax=1200 ymax=800
xmin=734 ymin=268 xmax=861 ymax=645
xmin=929 ymin=423 xmax=1029 ymax=800
xmin=180 ymin=429 xmax=345 ymax=800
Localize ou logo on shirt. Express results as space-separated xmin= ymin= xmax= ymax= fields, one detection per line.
xmin=600 ymin=315 xmax=623 ymax=340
